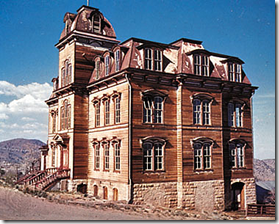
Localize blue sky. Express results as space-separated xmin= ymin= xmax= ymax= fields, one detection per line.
xmin=0 ymin=0 xmax=275 ymax=159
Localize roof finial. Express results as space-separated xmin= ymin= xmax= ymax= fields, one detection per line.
xmin=87 ymin=0 xmax=89 ymax=6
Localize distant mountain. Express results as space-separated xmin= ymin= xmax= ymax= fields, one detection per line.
xmin=254 ymin=158 xmax=275 ymax=182
xmin=0 ymin=138 xmax=45 ymax=171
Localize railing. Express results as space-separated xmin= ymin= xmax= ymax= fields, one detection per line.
xmin=35 ymin=168 xmax=70 ymax=191
xmin=247 ymin=204 xmax=275 ymax=216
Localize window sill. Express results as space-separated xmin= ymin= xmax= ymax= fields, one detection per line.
xmin=194 ymin=169 xmax=214 ymax=173
xmin=143 ymin=170 xmax=166 ymax=174
xmin=231 ymin=167 xmax=246 ymax=170
xmin=113 ymin=170 xmax=121 ymax=173
xmin=103 ymin=169 xmax=110 ymax=172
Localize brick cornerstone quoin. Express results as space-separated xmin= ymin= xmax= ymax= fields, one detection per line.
xmin=41 ymin=5 xmax=258 ymax=211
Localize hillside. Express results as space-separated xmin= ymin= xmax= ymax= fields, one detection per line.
xmin=253 ymin=158 xmax=275 ymax=182
xmin=0 ymin=138 xmax=45 ymax=173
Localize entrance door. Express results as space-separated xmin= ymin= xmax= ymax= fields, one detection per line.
xmin=231 ymin=182 xmax=245 ymax=210
xmin=60 ymin=146 xmax=69 ymax=169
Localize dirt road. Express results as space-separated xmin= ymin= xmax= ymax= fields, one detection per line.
xmin=0 ymin=186 xmax=163 ymax=220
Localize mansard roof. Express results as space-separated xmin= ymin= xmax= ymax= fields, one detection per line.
xmin=59 ymin=5 xmax=116 ymax=41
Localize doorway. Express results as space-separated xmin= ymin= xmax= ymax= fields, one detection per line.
xmin=231 ymin=182 xmax=245 ymax=210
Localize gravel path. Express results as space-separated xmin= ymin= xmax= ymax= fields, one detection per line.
xmin=0 ymin=186 xmax=162 ymax=220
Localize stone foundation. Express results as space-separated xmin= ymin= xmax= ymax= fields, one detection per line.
xmin=133 ymin=182 xmax=177 ymax=208
xmin=132 ymin=180 xmax=225 ymax=211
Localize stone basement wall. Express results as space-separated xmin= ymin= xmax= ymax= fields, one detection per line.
xmin=231 ymin=178 xmax=257 ymax=205
xmin=132 ymin=180 xmax=225 ymax=211
xmin=182 ymin=180 xmax=224 ymax=211
xmin=133 ymin=182 xmax=178 ymax=208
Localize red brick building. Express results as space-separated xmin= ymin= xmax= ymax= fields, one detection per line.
xmin=41 ymin=5 xmax=257 ymax=211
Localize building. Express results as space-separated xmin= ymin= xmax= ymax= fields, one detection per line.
xmin=40 ymin=5 xmax=258 ymax=211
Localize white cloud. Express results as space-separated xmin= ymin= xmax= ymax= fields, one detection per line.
xmin=0 ymin=81 xmax=52 ymax=142
xmin=22 ymin=117 xmax=36 ymax=121
xmin=0 ymin=81 xmax=52 ymax=99
xmin=0 ymin=114 xmax=9 ymax=120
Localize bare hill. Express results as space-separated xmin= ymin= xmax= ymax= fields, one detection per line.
xmin=253 ymin=158 xmax=275 ymax=182
xmin=0 ymin=138 xmax=45 ymax=172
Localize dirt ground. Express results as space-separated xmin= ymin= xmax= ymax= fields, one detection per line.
xmin=0 ymin=186 xmax=193 ymax=220
xmin=0 ymin=185 xmax=275 ymax=221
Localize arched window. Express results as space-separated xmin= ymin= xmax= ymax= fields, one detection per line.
xmin=52 ymin=146 xmax=56 ymax=167
xmin=61 ymin=60 xmax=72 ymax=87
xmin=142 ymin=90 xmax=167 ymax=124
xmin=92 ymin=14 xmax=101 ymax=34
xmin=60 ymin=100 xmax=71 ymax=130
xmin=228 ymin=102 xmax=244 ymax=127
xmin=141 ymin=137 xmax=166 ymax=171
xmin=105 ymin=56 xmax=110 ymax=76
xmin=192 ymin=94 xmax=213 ymax=125
xmin=191 ymin=137 xmax=214 ymax=171
xmin=95 ymin=60 xmax=100 ymax=80
xmin=229 ymin=140 xmax=245 ymax=168
xmin=115 ymin=50 xmax=120 ymax=72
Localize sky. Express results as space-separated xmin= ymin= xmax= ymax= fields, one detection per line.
xmin=0 ymin=0 xmax=275 ymax=159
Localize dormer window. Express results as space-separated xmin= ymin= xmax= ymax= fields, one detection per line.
xmin=115 ymin=50 xmax=120 ymax=72
xmin=194 ymin=55 xmax=209 ymax=76
xmin=228 ymin=62 xmax=242 ymax=82
xmin=92 ymin=14 xmax=101 ymax=34
xmin=154 ymin=49 xmax=162 ymax=71
xmin=105 ymin=56 xmax=110 ymax=76
xmin=95 ymin=60 xmax=100 ymax=80
xmin=144 ymin=48 xmax=162 ymax=71
xmin=145 ymin=48 xmax=152 ymax=70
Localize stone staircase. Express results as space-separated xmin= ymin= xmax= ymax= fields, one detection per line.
xmin=16 ymin=168 xmax=70 ymax=191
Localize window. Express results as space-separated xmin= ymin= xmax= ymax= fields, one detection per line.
xmin=104 ymin=100 xmax=110 ymax=125
xmin=95 ymin=102 xmax=100 ymax=127
xmin=229 ymin=143 xmax=245 ymax=168
xmin=142 ymin=138 xmax=166 ymax=171
xmin=144 ymin=48 xmax=152 ymax=70
xmin=144 ymin=48 xmax=162 ymax=71
xmin=154 ymin=143 xmax=163 ymax=170
xmin=193 ymin=142 xmax=212 ymax=170
xmin=105 ymin=56 xmax=110 ymax=76
xmin=154 ymin=49 xmax=162 ymax=71
xmin=51 ymin=112 xmax=56 ymax=133
xmin=104 ymin=143 xmax=109 ymax=170
xmin=95 ymin=61 xmax=100 ymax=80
xmin=61 ymin=68 xmax=65 ymax=87
xmin=115 ymin=50 xmax=120 ymax=72
xmin=193 ymin=99 xmax=211 ymax=125
xmin=115 ymin=97 xmax=120 ymax=124
xmin=194 ymin=55 xmax=209 ymax=76
xmin=94 ymin=144 xmax=100 ymax=170
xmin=228 ymin=62 xmax=242 ymax=82
xmin=52 ymin=146 xmax=55 ymax=167
xmin=61 ymin=60 xmax=72 ymax=87
xmin=143 ymin=95 xmax=164 ymax=124
xmin=92 ymin=14 xmax=101 ymax=33
xmin=228 ymin=102 xmax=243 ymax=127
xmin=143 ymin=97 xmax=152 ymax=123
xmin=60 ymin=100 xmax=71 ymax=130
xmin=143 ymin=142 xmax=153 ymax=171
xmin=114 ymin=143 xmax=120 ymax=171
